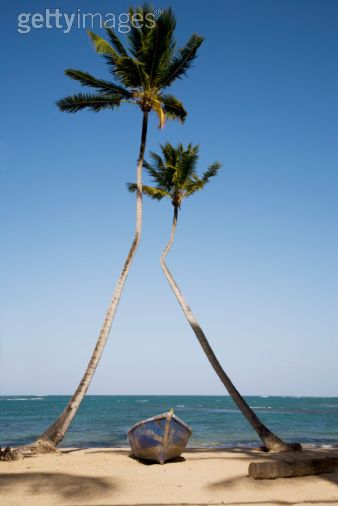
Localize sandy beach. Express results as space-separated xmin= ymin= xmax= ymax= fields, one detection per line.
xmin=1 ymin=447 xmax=338 ymax=506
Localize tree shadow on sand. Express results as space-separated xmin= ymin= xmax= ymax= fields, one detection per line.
xmin=205 ymin=448 xmax=338 ymax=505
xmin=0 ymin=472 xmax=116 ymax=500
xmin=53 ymin=502 xmax=338 ymax=506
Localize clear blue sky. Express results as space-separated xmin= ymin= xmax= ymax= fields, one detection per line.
xmin=1 ymin=0 xmax=337 ymax=396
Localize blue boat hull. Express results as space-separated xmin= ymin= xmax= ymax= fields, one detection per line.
xmin=128 ymin=411 xmax=192 ymax=464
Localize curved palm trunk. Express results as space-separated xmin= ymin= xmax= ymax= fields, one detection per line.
xmin=160 ymin=207 xmax=301 ymax=452
xmin=35 ymin=111 xmax=149 ymax=448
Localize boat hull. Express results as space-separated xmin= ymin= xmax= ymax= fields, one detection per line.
xmin=128 ymin=411 xmax=192 ymax=464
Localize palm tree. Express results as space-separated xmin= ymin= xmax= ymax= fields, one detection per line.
xmin=31 ymin=6 xmax=203 ymax=452
xmin=128 ymin=143 xmax=301 ymax=452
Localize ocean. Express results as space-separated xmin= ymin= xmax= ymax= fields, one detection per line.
xmin=1 ymin=395 xmax=337 ymax=449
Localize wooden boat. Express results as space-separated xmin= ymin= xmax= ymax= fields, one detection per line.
xmin=128 ymin=410 xmax=192 ymax=464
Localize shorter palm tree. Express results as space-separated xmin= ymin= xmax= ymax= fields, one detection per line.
xmin=128 ymin=143 xmax=301 ymax=452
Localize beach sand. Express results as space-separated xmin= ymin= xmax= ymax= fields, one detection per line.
xmin=1 ymin=447 xmax=338 ymax=506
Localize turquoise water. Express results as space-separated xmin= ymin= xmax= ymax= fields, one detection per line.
xmin=1 ymin=395 xmax=337 ymax=448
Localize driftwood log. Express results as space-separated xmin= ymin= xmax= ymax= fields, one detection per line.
xmin=249 ymin=457 xmax=338 ymax=479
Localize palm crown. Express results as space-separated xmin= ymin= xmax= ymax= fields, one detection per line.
xmin=57 ymin=5 xmax=203 ymax=127
xmin=128 ymin=143 xmax=221 ymax=208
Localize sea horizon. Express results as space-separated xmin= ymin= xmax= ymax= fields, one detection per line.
xmin=2 ymin=394 xmax=337 ymax=397
xmin=3 ymin=394 xmax=338 ymax=398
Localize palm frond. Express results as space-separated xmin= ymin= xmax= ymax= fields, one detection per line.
xmin=145 ymin=8 xmax=176 ymax=86
xmin=105 ymin=27 xmax=128 ymax=57
xmin=143 ymin=156 xmax=173 ymax=192
xmin=127 ymin=5 xmax=155 ymax=60
xmin=148 ymin=151 xmax=166 ymax=171
xmin=160 ymin=142 xmax=178 ymax=167
xmin=128 ymin=7 xmax=147 ymax=59
xmin=160 ymin=94 xmax=187 ymax=123
xmin=143 ymin=185 xmax=169 ymax=200
xmin=143 ymin=159 xmax=166 ymax=182
xmin=64 ymin=69 xmax=131 ymax=97
xmin=202 ymin=162 xmax=222 ymax=183
xmin=56 ymin=93 xmax=122 ymax=113
xmin=162 ymin=34 xmax=204 ymax=88
xmin=127 ymin=183 xmax=169 ymax=200
xmin=184 ymin=177 xmax=205 ymax=197
xmin=88 ymin=31 xmax=119 ymax=61
xmin=111 ymin=57 xmax=148 ymax=88
xmin=179 ymin=145 xmax=199 ymax=186
xmin=185 ymin=162 xmax=221 ymax=197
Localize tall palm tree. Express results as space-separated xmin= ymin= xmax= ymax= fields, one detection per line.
xmin=31 ymin=6 xmax=203 ymax=451
xmin=128 ymin=143 xmax=301 ymax=452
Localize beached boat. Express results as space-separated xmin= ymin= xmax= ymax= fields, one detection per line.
xmin=128 ymin=410 xmax=192 ymax=464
